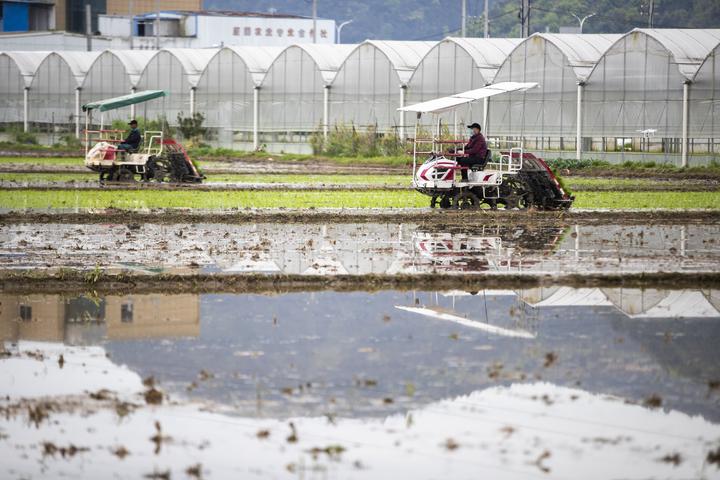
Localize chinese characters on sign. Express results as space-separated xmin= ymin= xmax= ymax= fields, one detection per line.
xmin=232 ymin=26 xmax=329 ymax=39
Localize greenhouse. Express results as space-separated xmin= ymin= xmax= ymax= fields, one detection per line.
xmin=134 ymin=48 xmax=218 ymax=126
xmin=1 ymin=28 xmax=720 ymax=163
xmin=692 ymin=43 xmax=720 ymax=149
xmin=488 ymin=33 xmax=620 ymax=154
xmin=329 ymin=41 xmax=433 ymax=138
xmin=584 ymin=29 xmax=720 ymax=164
xmin=0 ymin=51 xmax=48 ymax=125
xmin=405 ymin=37 xmax=521 ymax=134
xmin=80 ymin=50 xmax=156 ymax=132
xmin=29 ymin=51 xmax=99 ymax=130
xmin=195 ymin=46 xmax=282 ymax=149
xmin=258 ymin=43 xmax=355 ymax=151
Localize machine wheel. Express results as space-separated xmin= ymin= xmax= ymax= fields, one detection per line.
xmin=152 ymin=158 xmax=171 ymax=183
xmin=430 ymin=195 xmax=453 ymax=209
xmin=453 ymin=191 xmax=480 ymax=210
xmin=117 ymin=167 xmax=136 ymax=183
xmin=481 ymin=198 xmax=498 ymax=210
xmin=501 ymin=177 xmax=532 ymax=210
xmin=99 ymin=167 xmax=118 ymax=183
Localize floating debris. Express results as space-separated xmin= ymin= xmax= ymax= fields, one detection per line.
xmin=644 ymin=394 xmax=663 ymax=409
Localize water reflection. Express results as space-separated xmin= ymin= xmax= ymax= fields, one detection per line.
xmin=0 ymin=294 xmax=200 ymax=344
xmin=2 ymin=288 xmax=719 ymax=423
xmin=3 ymin=222 xmax=720 ymax=275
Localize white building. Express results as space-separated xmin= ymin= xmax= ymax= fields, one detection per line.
xmin=98 ymin=10 xmax=337 ymax=49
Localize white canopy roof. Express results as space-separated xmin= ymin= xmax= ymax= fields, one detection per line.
xmin=398 ymin=81 xmax=538 ymax=114
xmin=395 ymin=305 xmax=536 ymax=339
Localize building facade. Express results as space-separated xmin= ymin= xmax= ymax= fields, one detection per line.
xmin=98 ymin=11 xmax=337 ymax=49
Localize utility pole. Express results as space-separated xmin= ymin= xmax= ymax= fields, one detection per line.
xmin=648 ymin=0 xmax=655 ymax=28
xmin=520 ymin=0 xmax=530 ymax=37
xmin=312 ymin=0 xmax=317 ymax=43
xmin=484 ymin=0 xmax=489 ymax=38
xmin=129 ymin=0 xmax=134 ymax=49
xmin=461 ymin=0 xmax=466 ymax=37
xmin=155 ymin=0 xmax=160 ymax=50
xmin=85 ymin=3 xmax=92 ymax=51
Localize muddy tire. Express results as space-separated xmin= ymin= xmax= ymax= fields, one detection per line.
xmin=99 ymin=167 xmax=116 ymax=183
xmin=117 ymin=167 xmax=135 ymax=183
xmin=500 ymin=177 xmax=532 ymax=210
xmin=430 ymin=195 xmax=453 ymax=209
xmin=151 ymin=159 xmax=171 ymax=183
xmin=453 ymin=191 xmax=480 ymax=210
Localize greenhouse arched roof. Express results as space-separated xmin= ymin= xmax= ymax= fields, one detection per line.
xmin=632 ymin=28 xmax=720 ymax=80
xmin=0 ymin=51 xmax=51 ymax=87
xmin=525 ymin=33 xmax=621 ymax=81
xmin=693 ymin=42 xmax=720 ymax=82
xmin=226 ymin=46 xmax=284 ymax=85
xmin=364 ymin=40 xmax=434 ymax=84
xmin=100 ymin=50 xmax=157 ymax=86
xmin=433 ymin=37 xmax=522 ymax=82
xmin=54 ymin=51 xmax=102 ymax=86
xmin=159 ymin=48 xmax=219 ymax=87
xmin=283 ymin=44 xmax=357 ymax=83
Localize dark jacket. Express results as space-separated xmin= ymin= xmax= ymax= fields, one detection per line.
xmin=124 ymin=128 xmax=141 ymax=149
xmin=464 ymin=133 xmax=487 ymax=160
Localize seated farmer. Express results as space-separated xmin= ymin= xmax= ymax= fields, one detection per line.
xmin=117 ymin=119 xmax=141 ymax=153
xmin=458 ymin=122 xmax=488 ymax=180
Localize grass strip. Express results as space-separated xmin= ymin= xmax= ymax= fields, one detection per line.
xmin=1 ymin=189 xmax=719 ymax=210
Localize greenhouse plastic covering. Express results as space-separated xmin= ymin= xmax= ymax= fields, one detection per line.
xmin=1 ymin=28 xmax=720 ymax=162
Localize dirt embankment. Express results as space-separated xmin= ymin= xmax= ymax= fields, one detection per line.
xmin=4 ymin=270 xmax=720 ymax=296
xmin=564 ymin=168 xmax=720 ymax=181
xmin=1 ymin=180 xmax=718 ymax=192
xmin=0 ymin=162 xmax=408 ymax=176
xmin=2 ymin=208 xmax=719 ymax=227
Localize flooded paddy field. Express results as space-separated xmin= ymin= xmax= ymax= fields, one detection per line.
xmin=2 ymin=286 xmax=720 ymax=479
xmin=2 ymin=218 xmax=720 ymax=281
xmin=2 ymin=175 xmax=720 ymax=477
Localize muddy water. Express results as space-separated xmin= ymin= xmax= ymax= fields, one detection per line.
xmin=2 ymin=222 xmax=720 ymax=276
xmin=3 ymin=288 xmax=719 ymax=421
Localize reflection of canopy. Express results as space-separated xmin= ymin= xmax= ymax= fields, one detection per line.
xmin=398 ymin=81 xmax=537 ymax=114
xmin=82 ymin=89 xmax=167 ymax=112
xmin=395 ymin=305 xmax=535 ymax=339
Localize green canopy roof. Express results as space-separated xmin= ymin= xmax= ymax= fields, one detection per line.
xmin=82 ymin=90 xmax=167 ymax=113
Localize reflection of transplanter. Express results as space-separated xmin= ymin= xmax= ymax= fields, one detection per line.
xmin=82 ymin=90 xmax=204 ymax=184
xmin=399 ymin=82 xmax=574 ymax=210
xmin=391 ymin=225 xmax=569 ymax=274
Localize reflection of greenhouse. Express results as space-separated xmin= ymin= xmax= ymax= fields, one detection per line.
xmin=2 ymin=28 xmax=720 ymax=162
xmin=516 ymin=287 xmax=720 ymax=318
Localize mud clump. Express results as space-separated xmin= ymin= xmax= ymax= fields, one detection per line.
xmin=707 ymin=447 xmax=720 ymax=468
xmin=643 ymin=394 xmax=663 ymax=408
xmin=659 ymin=453 xmax=682 ymax=466
xmin=543 ymin=352 xmax=558 ymax=368
xmin=42 ymin=442 xmax=90 ymax=458
xmin=307 ymin=445 xmax=346 ymax=459
xmin=144 ymin=388 xmax=163 ymax=405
